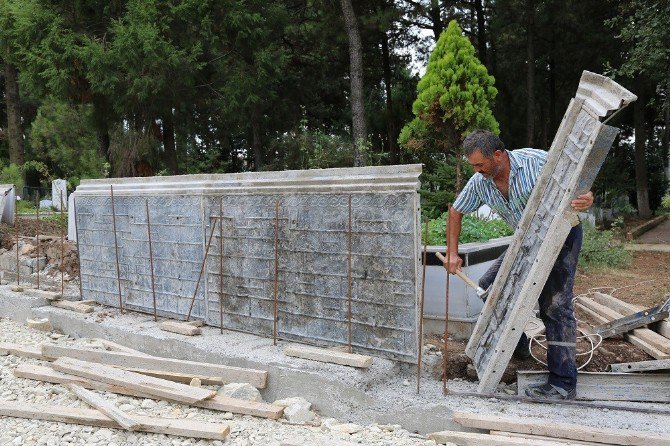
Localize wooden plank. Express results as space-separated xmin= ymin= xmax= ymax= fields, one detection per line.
xmin=42 ymin=344 xmax=267 ymax=388
xmin=610 ymin=359 xmax=670 ymax=373
xmin=591 ymin=292 xmax=670 ymax=341
xmin=428 ymin=430 xmax=578 ymax=446
xmin=0 ymin=400 xmax=230 ymax=440
xmin=576 ymin=297 xmax=670 ymax=356
xmin=94 ymin=338 xmax=152 ymax=356
xmin=126 ymin=368 xmax=224 ymax=385
xmin=23 ymin=289 xmax=62 ymax=300
xmin=51 ymin=300 xmax=94 ymax=313
xmin=52 ymin=357 xmax=216 ymax=404
xmin=490 ymin=431 xmax=598 ymax=446
xmin=66 ymin=383 xmax=141 ymax=431
xmin=452 ymin=412 xmax=670 ymax=446
xmin=284 ymin=344 xmax=372 ymax=368
xmin=517 ymin=370 xmax=670 ymax=402
xmin=159 ymin=320 xmax=202 ymax=336
xmin=0 ymin=342 xmax=45 ymax=360
xmin=14 ymin=364 xmax=284 ymax=419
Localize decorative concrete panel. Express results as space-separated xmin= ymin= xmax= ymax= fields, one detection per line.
xmin=71 ymin=165 xmax=422 ymax=362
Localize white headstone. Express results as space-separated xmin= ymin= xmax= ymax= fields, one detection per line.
xmin=52 ymin=179 xmax=67 ymax=211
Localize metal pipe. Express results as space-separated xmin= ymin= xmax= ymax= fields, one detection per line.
xmin=73 ymin=197 xmax=84 ymax=300
xmin=186 ymin=216 xmax=217 ymax=321
xmin=417 ymin=216 xmax=428 ymax=394
xmin=273 ymin=199 xmax=279 ymax=346
xmin=347 ymin=195 xmax=353 ymax=353
xmin=15 ymin=190 xmax=19 ymax=286
xmin=146 ymin=199 xmax=157 ymax=322
xmin=443 ymin=203 xmax=452 ymax=395
xmin=60 ymin=191 xmax=65 ymax=296
xmin=219 ymin=198 xmax=224 ymax=334
xmin=110 ymin=185 xmax=123 ymax=313
xmin=36 ymin=191 xmax=40 ymax=290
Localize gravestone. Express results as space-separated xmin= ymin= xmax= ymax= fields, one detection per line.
xmin=52 ymin=179 xmax=67 ymax=211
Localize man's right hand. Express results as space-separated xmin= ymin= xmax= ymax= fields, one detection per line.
xmin=442 ymin=251 xmax=462 ymax=274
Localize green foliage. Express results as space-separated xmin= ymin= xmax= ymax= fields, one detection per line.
xmin=579 ymin=223 xmax=630 ymax=269
xmin=661 ymin=193 xmax=670 ymax=213
xmin=15 ymin=198 xmax=36 ymax=213
xmin=0 ymin=163 xmax=24 ymax=193
xmin=422 ymin=212 xmax=513 ymax=245
xmin=29 ymin=99 xmax=106 ymax=181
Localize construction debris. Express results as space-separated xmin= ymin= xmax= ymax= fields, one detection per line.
xmin=50 ymin=299 xmax=94 ymax=313
xmin=218 ymin=382 xmax=263 ymax=402
xmin=610 ymin=358 xmax=670 ymax=373
xmin=273 ymin=397 xmax=316 ymax=424
xmin=283 ymin=343 xmax=373 ymax=368
xmin=158 ymin=320 xmax=202 ymax=336
xmin=66 ymin=383 xmax=142 ymax=431
xmin=585 ymin=297 xmax=670 ymax=339
xmin=26 ymin=317 xmax=52 ymax=331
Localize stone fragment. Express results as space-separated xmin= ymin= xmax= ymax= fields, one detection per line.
xmin=189 ymin=378 xmax=202 ymax=388
xmin=217 ymin=382 xmax=262 ymax=402
xmin=11 ymin=286 xmax=24 ymax=293
xmin=273 ymin=397 xmax=315 ymax=424
xmin=27 ymin=318 xmax=52 ymax=331
xmin=329 ymin=423 xmax=363 ymax=435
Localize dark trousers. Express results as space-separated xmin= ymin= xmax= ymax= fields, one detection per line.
xmin=478 ymin=224 xmax=582 ymax=391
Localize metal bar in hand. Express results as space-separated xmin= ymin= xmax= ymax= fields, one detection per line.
xmin=273 ymin=199 xmax=279 ymax=346
xmin=73 ymin=197 xmax=84 ymax=300
xmin=417 ymin=216 xmax=428 ymax=394
xmin=145 ymin=199 xmax=157 ymax=322
xmin=110 ymin=185 xmax=123 ymax=313
xmin=186 ymin=216 xmax=217 ymax=322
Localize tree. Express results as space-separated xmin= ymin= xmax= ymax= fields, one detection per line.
xmin=399 ymin=19 xmax=498 ymax=214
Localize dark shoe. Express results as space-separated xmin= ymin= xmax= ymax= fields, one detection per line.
xmin=512 ymin=334 xmax=531 ymax=360
xmin=525 ymin=383 xmax=576 ymax=400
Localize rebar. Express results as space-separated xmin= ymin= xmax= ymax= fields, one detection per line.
xmin=219 ymin=197 xmax=224 ymax=334
xmin=110 ymin=185 xmax=123 ymax=313
xmin=186 ymin=216 xmax=217 ymax=321
xmin=36 ymin=191 xmax=40 ymax=290
xmin=417 ymin=216 xmax=428 ymax=394
xmin=273 ymin=199 xmax=279 ymax=346
xmin=443 ymin=203 xmax=452 ymax=395
xmin=15 ymin=191 xmax=19 ymax=286
xmin=146 ymin=199 xmax=157 ymax=322
xmin=73 ymin=197 xmax=84 ymax=300
xmin=60 ymin=192 xmax=65 ymax=296
xmin=347 ymin=195 xmax=353 ymax=354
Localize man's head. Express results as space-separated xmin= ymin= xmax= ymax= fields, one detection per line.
xmin=462 ymin=130 xmax=507 ymax=179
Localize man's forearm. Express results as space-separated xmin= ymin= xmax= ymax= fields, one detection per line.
xmin=448 ymin=208 xmax=463 ymax=254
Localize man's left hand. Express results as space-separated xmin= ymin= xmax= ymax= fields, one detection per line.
xmin=571 ymin=191 xmax=594 ymax=211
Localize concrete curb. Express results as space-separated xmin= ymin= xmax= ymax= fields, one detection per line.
xmin=626 ymin=215 xmax=668 ymax=241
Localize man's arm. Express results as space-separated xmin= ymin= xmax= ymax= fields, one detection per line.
xmin=444 ymin=207 xmax=464 ymax=273
xmin=571 ymin=191 xmax=594 ymax=211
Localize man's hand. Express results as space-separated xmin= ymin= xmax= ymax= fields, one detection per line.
xmin=442 ymin=251 xmax=463 ymax=274
xmin=571 ymin=191 xmax=594 ymax=211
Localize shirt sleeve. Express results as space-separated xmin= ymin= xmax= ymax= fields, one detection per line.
xmin=452 ymin=176 xmax=483 ymax=214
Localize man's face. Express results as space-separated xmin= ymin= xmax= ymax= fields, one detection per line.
xmin=466 ymin=149 xmax=504 ymax=179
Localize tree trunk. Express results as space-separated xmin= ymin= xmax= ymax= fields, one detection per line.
xmin=525 ymin=0 xmax=535 ymax=147
xmin=381 ymin=33 xmax=398 ymax=164
xmin=251 ymin=106 xmax=263 ymax=171
xmin=634 ymin=85 xmax=652 ymax=219
xmin=4 ymin=62 xmax=24 ymax=165
xmin=474 ymin=0 xmax=487 ymax=66
xmin=162 ymin=110 xmax=178 ymax=175
xmin=429 ymin=0 xmax=444 ymax=40
xmin=340 ymin=0 xmax=367 ymax=167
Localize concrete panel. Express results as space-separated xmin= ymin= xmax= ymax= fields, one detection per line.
xmin=71 ymin=165 xmax=422 ymax=362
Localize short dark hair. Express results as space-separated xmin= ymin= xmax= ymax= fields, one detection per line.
xmin=462 ymin=130 xmax=505 ymax=158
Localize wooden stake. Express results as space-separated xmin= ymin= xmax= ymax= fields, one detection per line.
xmin=417 ymin=216 xmax=428 ymax=394
xmin=145 ymin=199 xmax=157 ymax=322
xmin=110 ymin=185 xmax=123 ymax=313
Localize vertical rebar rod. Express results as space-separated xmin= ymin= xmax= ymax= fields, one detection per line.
xmin=60 ymin=191 xmax=65 ymax=296
xmin=347 ymin=195 xmax=353 ymax=353
xmin=73 ymin=197 xmax=84 ymax=300
xmin=219 ymin=198 xmax=224 ymax=334
xmin=15 ymin=191 xmax=19 ymax=286
xmin=417 ymin=216 xmax=428 ymax=394
xmin=36 ymin=191 xmax=40 ymax=290
xmin=146 ymin=199 xmax=157 ymax=322
xmin=186 ymin=217 xmax=217 ymax=321
xmin=443 ymin=204 xmax=452 ymax=395
xmin=110 ymin=185 xmax=123 ymax=313
xmin=273 ymin=199 xmax=279 ymax=346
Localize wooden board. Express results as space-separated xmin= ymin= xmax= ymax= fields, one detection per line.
xmin=490 ymin=431 xmax=598 ymax=446
xmin=159 ymin=321 xmax=202 ymax=336
xmin=284 ymin=344 xmax=372 ymax=368
xmin=126 ymin=368 xmax=224 ymax=385
xmin=591 ymin=292 xmax=670 ymax=341
xmin=94 ymin=338 xmax=152 ymax=356
xmin=0 ymin=342 xmax=45 ymax=360
xmin=609 ymin=359 xmax=670 ymax=373
xmin=0 ymin=400 xmax=229 ymax=440
xmin=14 ymin=364 xmax=284 ymax=419
xmin=452 ymin=412 xmax=670 ymax=446
xmin=66 ymin=383 xmax=141 ymax=431
xmin=42 ymin=344 xmax=267 ymax=388
xmin=23 ymin=288 xmax=62 ymax=300
xmin=51 ymin=300 xmax=94 ymax=313
xmin=517 ymin=370 xmax=670 ymax=402
xmin=52 ymin=357 xmax=216 ymax=404
xmin=428 ymin=430 xmax=579 ymax=446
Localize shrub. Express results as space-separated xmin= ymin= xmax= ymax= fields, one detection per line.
xmin=422 ymin=212 xmax=513 ymax=245
xmin=661 ymin=193 xmax=670 ymax=212
xmin=579 ymin=222 xmax=630 ymax=268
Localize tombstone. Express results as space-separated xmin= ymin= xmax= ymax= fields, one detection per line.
xmin=0 ymin=185 xmax=15 ymax=225
xmin=52 ymin=179 xmax=67 ymax=211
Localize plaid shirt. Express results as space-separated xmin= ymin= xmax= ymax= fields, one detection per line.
xmin=453 ymin=148 xmax=547 ymax=229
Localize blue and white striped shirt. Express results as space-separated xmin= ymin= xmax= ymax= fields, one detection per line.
xmin=453 ymin=148 xmax=547 ymax=229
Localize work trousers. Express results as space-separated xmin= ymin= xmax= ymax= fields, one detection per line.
xmin=478 ymin=224 xmax=582 ymax=391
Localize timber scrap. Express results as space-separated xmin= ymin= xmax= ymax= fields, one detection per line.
xmin=465 ymin=71 xmax=637 ymax=393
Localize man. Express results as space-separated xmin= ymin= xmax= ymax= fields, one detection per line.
xmin=443 ymin=129 xmax=593 ymax=400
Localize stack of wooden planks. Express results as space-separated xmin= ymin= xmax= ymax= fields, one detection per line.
xmin=2 ymin=340 xmax=285 ymax=440
xmin=428 ymin=412 xmax=670 ymax=446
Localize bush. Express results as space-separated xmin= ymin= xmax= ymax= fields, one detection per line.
xmin=661 ymin=193 xmax=670 ymax=213
xmin=579 ymin=222 xmax=630 ymax=268
xmin=0 ymin=163 xmax=24 ymax=194
xmin=422 ymin=212 xmax=513 ymax=245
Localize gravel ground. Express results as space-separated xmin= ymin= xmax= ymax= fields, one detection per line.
xmin=0 ymin=318 xmax=437 ymax=446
